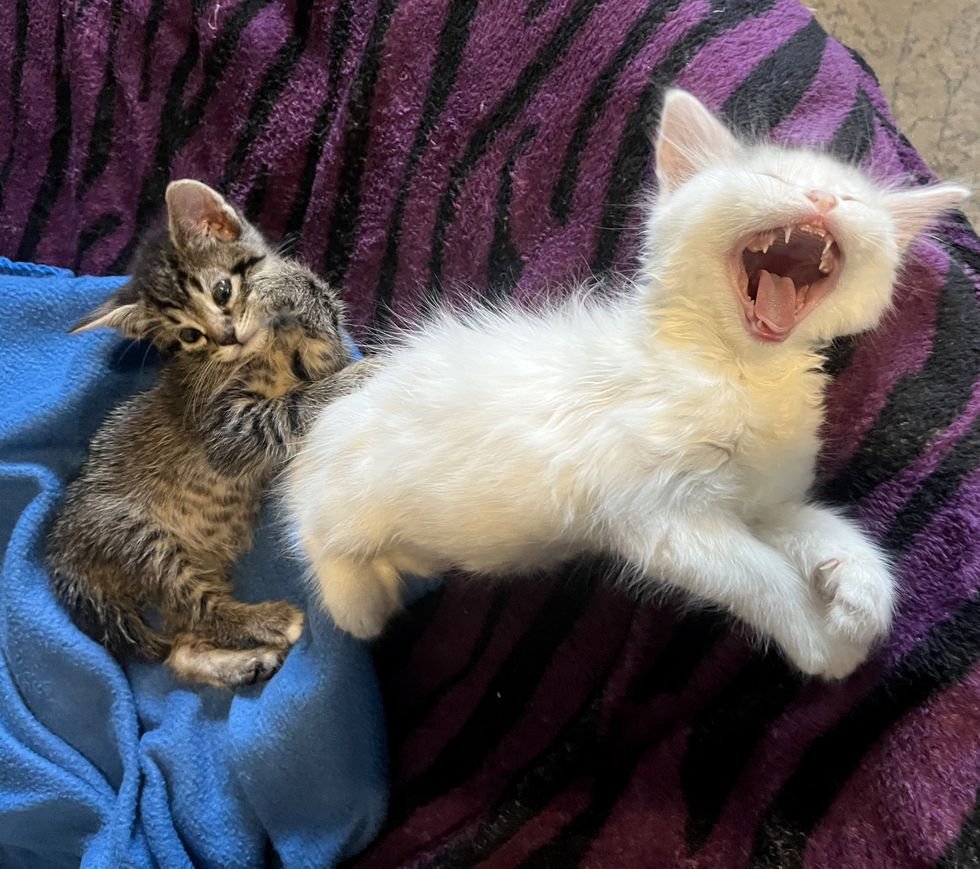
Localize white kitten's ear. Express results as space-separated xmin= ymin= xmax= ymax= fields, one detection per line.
xmin=69 ymin=292 xmax=142 ymax=336
xmin=883 ymin=183 xmax=970 ymax=248
xmin=166 ymin=179 xmax=242 ymax=247
xmin=655 ymin=89 xmax=739 ymax=194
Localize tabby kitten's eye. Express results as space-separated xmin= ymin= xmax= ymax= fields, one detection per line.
xmin=179 ymin=328 xmax=204 ymax=344
xmin=212 ymin=278 xmax=232 ymax=305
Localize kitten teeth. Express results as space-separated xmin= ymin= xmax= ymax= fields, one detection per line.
xmin=796 ymin=284 xmax=809 ymax=312
xmin=784 ymin=226 xmax=793 ymax=244
xmin=819 ymin=239 xmax=834 ymax=273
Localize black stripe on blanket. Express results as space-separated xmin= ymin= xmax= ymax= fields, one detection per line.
xmin=372 ymin=0 xmax=480 ymax=331
xmin=590 ymin=0 xmax=778 ymax=275
xmin=139 ymin=0 xmax=170 ymax=101
xmin=421 ymin=580 xmax=644 ymax=866
xmin=682 ymin=656 xmax=804 ymax=853
xmin=628 ymin=610 xmax=729 ymax=701
xmin=79 ymin=0 xmax=125 ymax=199
xmin=74 ymin=213 xmax=123 ymax=272
xmin=426 ymin=0 xmax=605 ymax=296
xmin=109 ymin=0 xmax=271 ymax=273
xmin=426 ymin=606 xmax=719 ymax=865
xmin=487 ymin=125 xmax=538 ymax=297
xmin=885 ymin=415 xmax=980 ymax=551
xmin=321 ymin=0 xmax=401 ymax=286
xmin=385 ymin=560 xmax=602 ymax=829
xmin=938 ymin=789 xmax=980 ymax=869
xmin=283 ymin=0 xmax=355 ymax=240
xmin=828 ymin=88 xmax=875 ymax=165
xmin=424 ymin=694 xmax=606 ymax=868
xmin=514 ymin=612 xmax=716 ymax=867
xmin=549 ymin=0 xmax=685 ymax=225
xmin=221 ymin=3 xmax=314 ymax=188
xmin=16 ymin=12 xmax=72 ymax=262
xmin=389 ymin=588 xmax=512 ymax=736
xmin=822 ymin=260 xmax=980 ymax=505
xmin=0 ymin=0 xmax=30 ymax=215
xmin=750 ymin=591 xmax=980 ymax=869
xmin=721 ymin=17 xmax=828 ymax=136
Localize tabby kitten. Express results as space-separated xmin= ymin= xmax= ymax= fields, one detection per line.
xmin=47 ymin=180 xmax=359 ymax=689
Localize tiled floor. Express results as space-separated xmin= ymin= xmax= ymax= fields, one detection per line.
xmin=808 ymin=0 xmax=979 ymax=226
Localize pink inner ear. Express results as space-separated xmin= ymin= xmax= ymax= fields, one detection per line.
xmin=655 ymin=90 xmax=738 ymax=193
xmin=168 ymin=182 xmax=242 ymax=243
xmin=886 ymin=184 xmax=969 ymax=248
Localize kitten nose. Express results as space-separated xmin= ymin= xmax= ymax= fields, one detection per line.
xmin=806 ymin=190 xmax=838 ymax=213
xmin=218 ymin=328 xmax=239 ymax=346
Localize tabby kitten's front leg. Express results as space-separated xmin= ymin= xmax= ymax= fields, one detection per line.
xmin=202 ymin=357 xmax=381 ymax=472
xmin=145 ymin=535 xmax=305 ymax=688
xmin=163 ymin=567 xmax=304 ymax=649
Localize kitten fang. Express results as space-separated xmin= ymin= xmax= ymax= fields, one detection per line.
xmin=738 ymin=223 xmax=841 ymax=342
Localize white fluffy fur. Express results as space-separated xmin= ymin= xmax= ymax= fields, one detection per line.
xmin=284 ymin=90 xmax=968 ymax=679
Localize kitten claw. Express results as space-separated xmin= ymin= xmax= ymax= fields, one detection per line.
xmin=243 ymin=647 xmax=287 ymax=686
xmin=816 ymin=556 xmax=893 ymax=645
xmin=791 ymin=553 xmax=895 ymax=679
xmin=814 ymin=558 xmax=841 ymax=600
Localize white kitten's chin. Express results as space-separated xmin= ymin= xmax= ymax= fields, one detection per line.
xmin=729 ymin=218 xmax=842 ymax=344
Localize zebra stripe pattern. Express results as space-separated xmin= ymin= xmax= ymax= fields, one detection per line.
xmin=2 ymin=2 xmax=978 ymax=865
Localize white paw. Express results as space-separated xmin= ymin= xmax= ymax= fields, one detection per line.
xmin=314 ymin=558 xmax=403 ymax=641
xmin=329 ymin=591 xmax=399 ymax=640
xmin=776 ymin=554 xmax=895 ymax=681
xmin=772 ymin=607 xmax=868 ymax=681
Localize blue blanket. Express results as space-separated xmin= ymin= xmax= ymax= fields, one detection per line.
xmin=0 ymin=258 xmax=387 ymax=867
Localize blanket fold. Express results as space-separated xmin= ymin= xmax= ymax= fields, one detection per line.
xmin=0 ymin=259 xmax=386 ymax=867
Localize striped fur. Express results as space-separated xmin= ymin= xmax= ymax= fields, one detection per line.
xmin=2 ymin=1 xmax=979 ymax=865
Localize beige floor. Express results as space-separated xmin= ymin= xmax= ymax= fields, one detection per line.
xmin=807 ymin=0 xmax=979 ymax=227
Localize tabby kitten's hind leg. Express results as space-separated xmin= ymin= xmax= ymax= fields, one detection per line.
xmin=166 ymin=633 xmax=287 ymax=688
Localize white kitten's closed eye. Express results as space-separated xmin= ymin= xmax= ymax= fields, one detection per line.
xmin=286 ymin=88 xmax=966 ymax=681
xmin=647 ymin=88 xmax=968 ymax=349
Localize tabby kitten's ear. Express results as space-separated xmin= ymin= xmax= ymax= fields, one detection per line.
xmin=166 ymin=179 xmax=242 ymax=248
xmin=70 ymin=287 xmax=144 ymax=337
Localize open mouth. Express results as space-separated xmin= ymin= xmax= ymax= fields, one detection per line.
xmin=733 ymin=223 xmax=841 ymax=342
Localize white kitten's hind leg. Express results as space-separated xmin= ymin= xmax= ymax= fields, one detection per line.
xmin=311 ymin=555 xmax=403 ymax=640
xmin=756 ymin=503 xmax=895 ymax=650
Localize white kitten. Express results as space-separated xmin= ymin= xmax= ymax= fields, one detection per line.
xmin=284 ymin=90 xmax=968 ymax=679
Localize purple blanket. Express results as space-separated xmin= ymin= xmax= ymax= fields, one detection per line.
xmin=2 ymin=1 xmax=979 ymax=866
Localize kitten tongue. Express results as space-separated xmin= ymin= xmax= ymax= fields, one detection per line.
xmin=754 ymin=269 xmax=796 ymax=333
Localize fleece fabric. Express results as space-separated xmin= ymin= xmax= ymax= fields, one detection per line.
xmin=1 ymin=1 xmax=979 ymax=867
xmin=0 ymin=257 xmax=385 ymax=867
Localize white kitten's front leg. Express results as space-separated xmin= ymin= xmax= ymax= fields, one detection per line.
xmin=755 ymin=503 xmax=896 ymax=658
xmin=621 ymin=514 xmax=864 ymax=679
